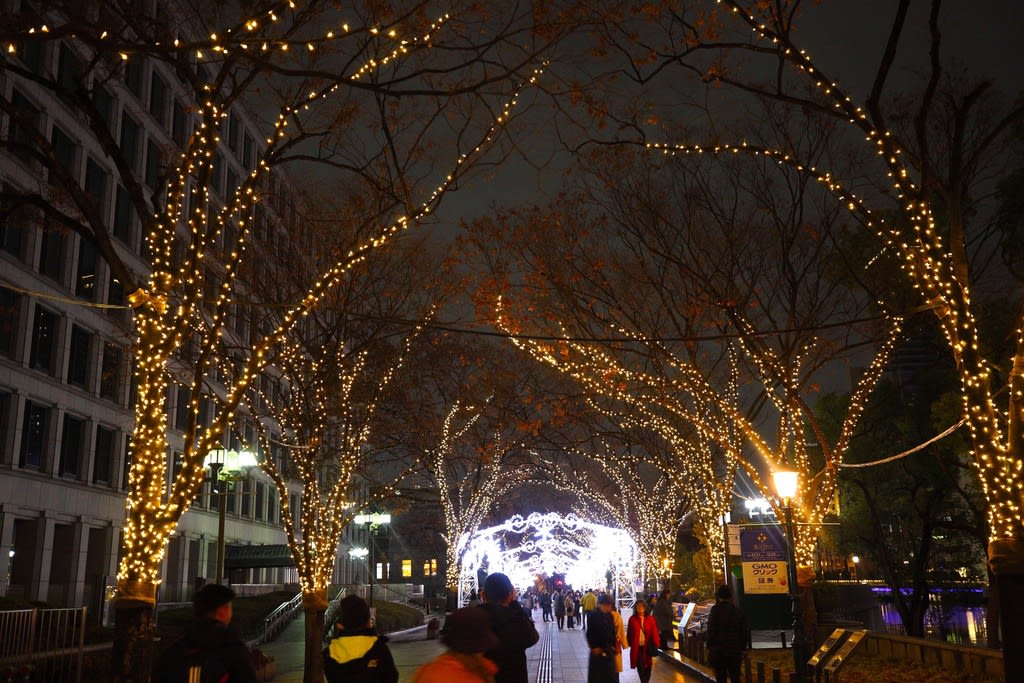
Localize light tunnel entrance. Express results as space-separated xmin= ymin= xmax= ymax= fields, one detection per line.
xmin=458 ymin=512 xmax=640 ymax=614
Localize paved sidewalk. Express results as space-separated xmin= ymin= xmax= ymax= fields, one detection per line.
xmin=261 ymin=608 xmax=704 ymax=682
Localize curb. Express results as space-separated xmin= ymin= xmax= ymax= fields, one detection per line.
xmin=658 ymin=648 xmax=716 ymax=683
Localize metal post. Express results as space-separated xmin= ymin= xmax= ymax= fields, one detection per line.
xmin=209 ymin=462 xmax=226 ymax=585
xmin=721 ymin=514 xmax=731 ymax=591
xmin=368 ymin=522 xmax=375 ymax=606
xmin=784 ymin=503 xmax=808 ymax=683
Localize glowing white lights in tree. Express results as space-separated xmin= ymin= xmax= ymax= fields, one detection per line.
xmin=459 ymin=512 xmax=639 ymax=612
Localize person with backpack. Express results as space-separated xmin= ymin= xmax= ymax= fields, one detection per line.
xmin=324 ymin=594 xmax=399 ymax=683
xmin=154 ymin=583 xmax=258 ymax=683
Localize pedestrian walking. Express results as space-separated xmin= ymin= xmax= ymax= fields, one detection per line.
xmin=323 ymin=594 xmax=399 ymax=683
xmin=652 ymin=589 xmax=675 ymax=651
xmin=541 ymin=592 xmax=553 ymax=622
xmin=581 ymin=589 xmax=597 ymax=629
xmin=565 ymin=592 xmax=576 ymax=629
xmin=626 ymin=600 xmax=661 ymax=683
xmin=611 ymin=605 xmax=627 ymax=674
xmin=413 ymin=607 xmax=499 ymax=683
xmin=585 ymin=594 xmax=619 ymax=683
xmin=154 ymin=583 xmax=258 ymax=683
xmin=479 ymin=572 xmax=540 ymax=683
xmin=707 ymin=585 xmax=750 ymax=683
xmin=554 ymin=589 xmax=566 ymax=629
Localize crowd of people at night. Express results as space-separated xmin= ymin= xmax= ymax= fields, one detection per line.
xmin=160 ymin=574 xmax=747 ymax=683
xmin=321 ymin=573 xmax=746 ymax=683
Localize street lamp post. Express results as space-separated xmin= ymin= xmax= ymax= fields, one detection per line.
xmin=773 ymin=470 xmax=808 ymax=683
xmin=348 ymin=546 xmax=369 ymax=587
xmin=354 ymin=512 xmax=390 ymax=606
xmin=203 ymin=448 xmax=258 ymax=585
xmin=851 ymin=555 xmax=860 ymax=582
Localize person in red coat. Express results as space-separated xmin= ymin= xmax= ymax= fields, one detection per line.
xmin=626 ymin=600 xmax=661 ymax=683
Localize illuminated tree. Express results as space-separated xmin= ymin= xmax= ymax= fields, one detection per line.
xmin=1 ymin=2 xmax=552 ymax=678
xmin=584 ymin=0 xmax=1024 ymax=668
xmin=257 ymin=320 xmax=423 ymax=683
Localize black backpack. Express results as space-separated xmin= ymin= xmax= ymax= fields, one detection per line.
xmin=155 ymin=637 xmax=230 ymax=683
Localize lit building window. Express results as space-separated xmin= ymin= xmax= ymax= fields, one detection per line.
xmin=423 ymin=559 xmax=438 ymax=577
xmin=402 ymin=559 xmax=412 ymax=578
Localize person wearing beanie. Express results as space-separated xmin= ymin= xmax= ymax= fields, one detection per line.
xmin=413 ymin=607 xmax=501 ymax=683
xmin=478 ymin=572 xmax=539 ymax=683
xmin=707 ymin=584 xmax=749 ymax=683
xmin=323 ymin=594 xmax=399 ymax=683
xmin=154 ymin=583 xmax=258 ymax=683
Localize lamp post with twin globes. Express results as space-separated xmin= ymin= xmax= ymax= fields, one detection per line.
xmin=203 ymin=448 xmax=258 ymax=584
xmin=354 ymin=512 xmax=391 ymax=606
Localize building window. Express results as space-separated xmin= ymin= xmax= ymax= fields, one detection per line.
xmin=38 ymin=222 xmax=66 ymax=284
xmin=255 ymin=482 xmax=265 ymax=522
xmin=174 ymin=386 xmax=190 ymax=432
xmin=50 ymin=125 xmax=78 ymax=184
xmin=376 ymin=563 xmax=385 ymax=581
xmin=100 ymin=342 xmax=123 ymax=403
xmin=107 ymin=272 xmax=126 ymax=312
xmin=423 ymin=559 xmax=438 ymax=577
xmin=1 ymin=187 xmax=30 ymax=261
xmin=145 ymin=138 xmax=161 ymax=190
xmin=84 ymin=158 xmax=110 ymax=224
xmin=60 ymin=413 xmax=84 ymax=477
xmin=67 ymin=325 xmax=92 ymax=388
xmin=112 ymin=185 xmax=134 ymax=246
xmin=171 ymin=100 xmax=187 ymax=147
xmin=124 ymin=59 xmax=145 ymax=100
xmin=267 ymin=487 xmax=277 ymax=525
xmin=402 ymin=559 xmax=412 ymax=578
xmin=92 ymin=86 xmax=115 ymax=130
xmin=75 ymin=238 xmax=97 ymax=300
xmin=228 ymin=113 xmax=240 ymax=152
xmin=29 ymin=305 xmax=58 ymax=374
xmin=20 ymin=401 xmax=49 ymax=469
xmin=240 ymin=478 xmax=252 ymax=518
xmin=0 ymin=289 xmax=21 ymax=358
xmin=0 ymin=391 xmax=11 ymax=464
xmin=56 ymin=43 xmax=82 ymax=108
xmin=93 ymin=425 xmax=114 ymax=484
xmin=149 ymin=73 xmax=168 ymax=128
xmin=119 ymin=113 xmax=140 ymax=173
xmin=9 ymin=89 xmax=41 ymax=164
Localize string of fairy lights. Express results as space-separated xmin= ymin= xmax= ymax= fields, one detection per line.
xmin=495 ymin=289 xmax=907 ymax=566
xmin=0 ymin=2 xmax=548 ymax=598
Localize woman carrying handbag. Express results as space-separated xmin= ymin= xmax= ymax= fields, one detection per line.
xmin=626 ymin=600 xmax=661 ymax=683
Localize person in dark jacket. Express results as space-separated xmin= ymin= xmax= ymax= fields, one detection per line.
xmin=651 ymin=589 xmax=675 ymax=651
xmin=585 ymin=594 xmax=618 ymax=683
xmin=154 ymin=583 xmax=258 ymax=683
xmin=479 ymin=572 xmax=540 ymax=683
xmin=706 ymin=585 xmax=750 ymax=683
xmin=324 ymin=594 xmax=399 ymax=683
xmin=540 ymin=592 xmax=552 ymax=622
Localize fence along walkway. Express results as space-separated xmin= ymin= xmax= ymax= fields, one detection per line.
xmin=0 ymin=607 xmax=88 ymax=683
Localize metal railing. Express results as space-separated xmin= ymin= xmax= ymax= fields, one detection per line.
xmin=0 ymin=607 xmax=88 ymax=683
xmin=259 ymin=591 xmax=303 ymax=646
xmin=323 ymin=587 xmax=347 ymax=634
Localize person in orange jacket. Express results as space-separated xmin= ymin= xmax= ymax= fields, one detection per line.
xmin=413 ymin=607 xmax=500 ymax=683
xmin=626 ymin=600 xmax=662 ymax=683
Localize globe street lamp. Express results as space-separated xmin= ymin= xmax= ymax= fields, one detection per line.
xmin=354 ymin=512 xmax=391 ymax=606
xmin=851 ymin=555 xmax=860 ymax=582
xmin=773 ymin=470 xmax=808 ymax=683
xmin=348 ymin=546 xmax=369 ymax=586
xmin=203 ymin=448 xmax=258 ymax=584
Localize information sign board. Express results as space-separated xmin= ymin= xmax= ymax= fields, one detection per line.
xmin=740 ymin=527 xmax=788 ymax=594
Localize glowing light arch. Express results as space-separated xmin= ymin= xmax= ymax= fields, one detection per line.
xmin=458 ymin=512 xmax=640 ymax=613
